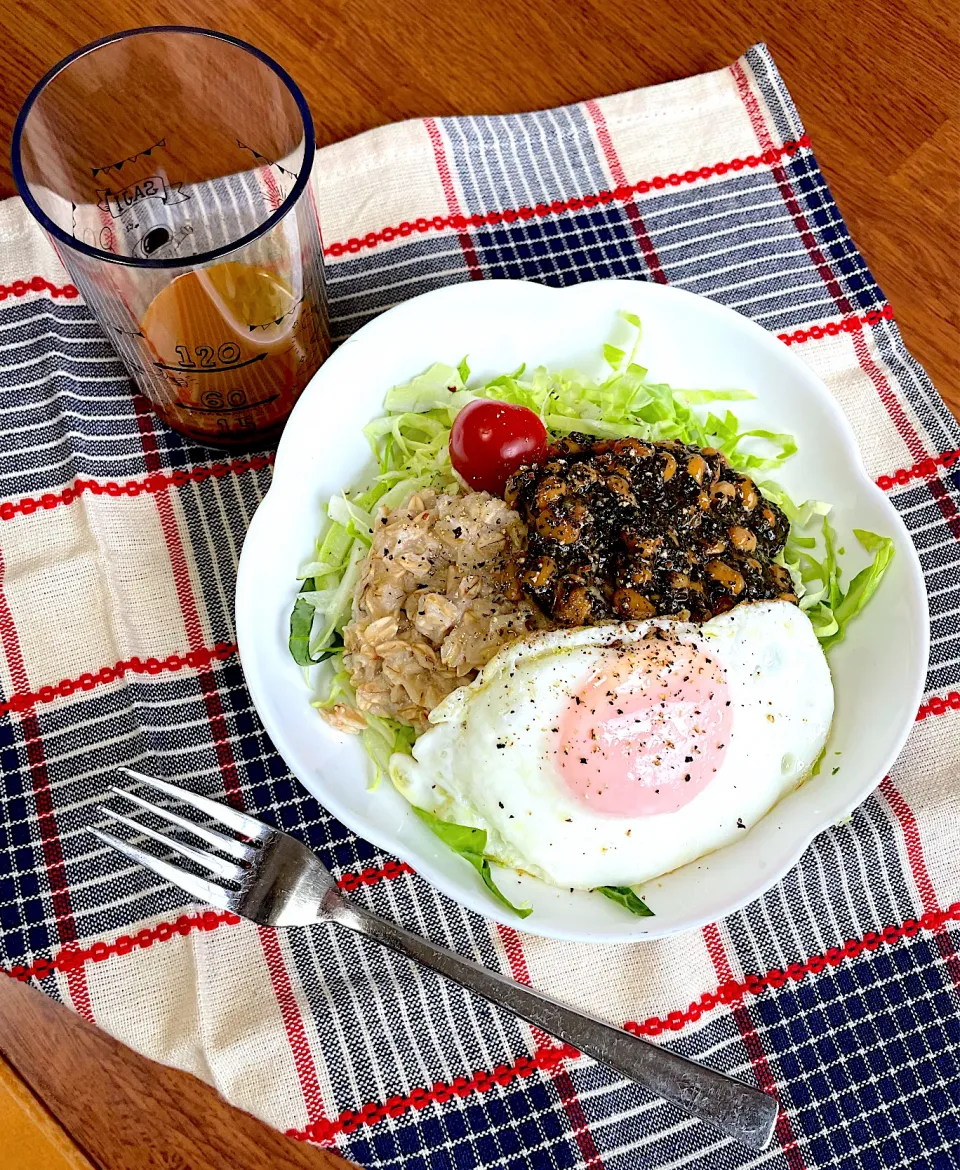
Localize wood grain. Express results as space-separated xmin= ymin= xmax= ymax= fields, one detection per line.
xmin=0 ymin=2 xmax=956 ymax=1168
xmin=0 ymin=975 xmax=348 ymax=1169
xmin=0 ymin=1053 xmax=97 ymax=1170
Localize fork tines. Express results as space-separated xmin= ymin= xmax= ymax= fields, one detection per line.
xmin=88 ymin=768 xmax=266 ymax=913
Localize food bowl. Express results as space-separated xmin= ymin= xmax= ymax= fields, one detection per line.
xmin=235 ymin=278 xmax=928 ymax=943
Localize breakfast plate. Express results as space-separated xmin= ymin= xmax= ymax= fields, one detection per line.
xmin=235 ymin=278 xmax=928 ymax=943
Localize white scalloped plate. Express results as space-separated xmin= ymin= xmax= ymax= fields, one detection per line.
xmin=236 ymin=279 xmax=928 ymax=943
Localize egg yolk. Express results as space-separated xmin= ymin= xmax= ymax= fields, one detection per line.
xmin=556 ymin=635 xmax=732 ymax=816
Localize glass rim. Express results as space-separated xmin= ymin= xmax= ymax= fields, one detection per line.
xmin=11 ymin=25 xmax=317 ymax=271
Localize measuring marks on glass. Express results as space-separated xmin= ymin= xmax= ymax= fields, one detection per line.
xmin=66 ymin=133 xmax=325 ymax=440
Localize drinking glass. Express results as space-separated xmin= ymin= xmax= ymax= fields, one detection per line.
xmin=13 ymin=26 xmax=330 ymax=448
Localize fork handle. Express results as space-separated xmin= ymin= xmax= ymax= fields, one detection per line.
xmin=328 ymin=900 xmax=778 ymax=1151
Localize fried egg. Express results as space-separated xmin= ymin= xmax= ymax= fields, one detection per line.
xmin=391 ymin=600 xmax=833 ymax=890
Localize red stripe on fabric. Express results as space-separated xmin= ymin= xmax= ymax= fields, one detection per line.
xmin=0 ymin=455 xmax=274 ymax=523
xmin=495 ymin=925 xmax=605 ymax=1167
xmin=879 ymin=778 xmax=960 ymax=990
xmin=729 ymin=67 xmax=849 ymax=306
xmin=4 ymin=911 xmax=242 ymax=982
xmin=702 ymin=923 xmax=805 ymax=1169
xmin=0 ymin=276 xmax=78 ymax=301
xmin=926 ymin=476 xmax=960 ymax=541
xmin=13 ymin=899 xmax=952 ymax=1000
xmin=258 ymin=926 xmax=328 ymax=1123
xmin=260 ymin=167 xmax=284 ymax=213
xmin=0 ymin=643 xmax=238 ymax=717
xmin=8 ymin=902 xmax=959 ymax=997
xmin=423 ymin=117 xmax=483 ymax=281
xmin=851 ymin=331 xmax=927 ymax=464
xmin=4 ymin=862 xmax=416 ymax=983
xmin=319 ymin=139 xmax=811 ymax=259
xmin=731 ymin=1005 xmax=804 ymax=1167
xmin=288 ymin=1044 xmax=575 ymax=1145
xmin=494 ymin=925 xmax=550 ymax=1051
xmin=729 ymin=63 xmax=936 ymax=475
xmin=877 ymin=448 xmax=960 ymax=491
xmin=626 ymin=907 xmax=960 ymax=1034
xmin=584 ymin=100 xmax=668 ymax=285
xmin=336 ymin=859 xmax=415 ymax=891
xmin=64 ymin=964 xmax=94 ymax=1021
xmin=917 ymin=692 xmax=960 ymax=721
xmin=133 ymin=397 xmax=243 ymax=806
xmin=701 ymin=917 xmax=728 ymax=976
xmin=0 ymin=548 xmax=93 ymax=1020
xmin=552 ymin=1068 xmax=605 ymax=1168
xmin=132 ymin=401 xmax=328 ymax=1119
xmin=779 ymin=305 xmax=895 ymax=346
xmin=879 ymin=779 xmax=944 ymax=913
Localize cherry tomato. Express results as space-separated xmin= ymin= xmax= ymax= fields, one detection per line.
xmin=449 ymin=399 xmax=548 ymax=494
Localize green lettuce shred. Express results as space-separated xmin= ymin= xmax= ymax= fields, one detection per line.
xmin=819 ymin=529 xmax=895 ymax=649
xmin=311 ymin=668 xmax=414 ymax=791
xmin=362 ymin=716 xmax=417 ymax=791
xmin=412 ymin=807 xmax=532 ymax=918
xmin=596 ymin=885 xmax=654 ymax=918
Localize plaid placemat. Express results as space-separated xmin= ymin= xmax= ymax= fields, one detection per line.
xmin=1 ymin=43 xmax=959 ymax=1170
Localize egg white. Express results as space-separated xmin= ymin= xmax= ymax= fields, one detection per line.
xmin=391 ymin=601 xmax=834 ymax=890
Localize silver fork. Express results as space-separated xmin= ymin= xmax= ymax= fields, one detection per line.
xmin=90 ymin=767 xmax=778 ymax=1150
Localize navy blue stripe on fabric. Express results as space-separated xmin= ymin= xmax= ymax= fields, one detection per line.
xmin=0 ymin=714 xmax=52 ymax=963
xmin=780 ymin=151 xmax=885 ymax=315
xmin=327 ymin=235 xmax=474 ymax=341
xmin=344 ymin=1074 xmax=581 ymax=1170
xmin=759 ymin=936 xmax=960 ymax=1169
xmin=0 ymin=300 xmax=143 ymax=486
xmin=0 ymin=299 xmax=249 ymax=490
xmin=888 ymin=482 xmax=960 ymax=691
xmin=645 ymin=172 xmax=842 ymax=325
xmin=439 ymin=105 xmax=611 ymax=218
xmin=745 ymin=45 xmax=807 ymax=147
xmin=172 ymin=460 xmax=274 ymax=644
xmin=8 ymin=667 xmax=388 ymax=943
xmin=472 ymin=207 xmax=647 ymax=286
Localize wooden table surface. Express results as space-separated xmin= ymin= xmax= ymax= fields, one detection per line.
xmin=0 ymin=2 xmax=956 ymax=1168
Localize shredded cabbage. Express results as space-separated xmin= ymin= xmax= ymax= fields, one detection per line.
xmin=310 ymin=666 xmax=415 ymax=790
